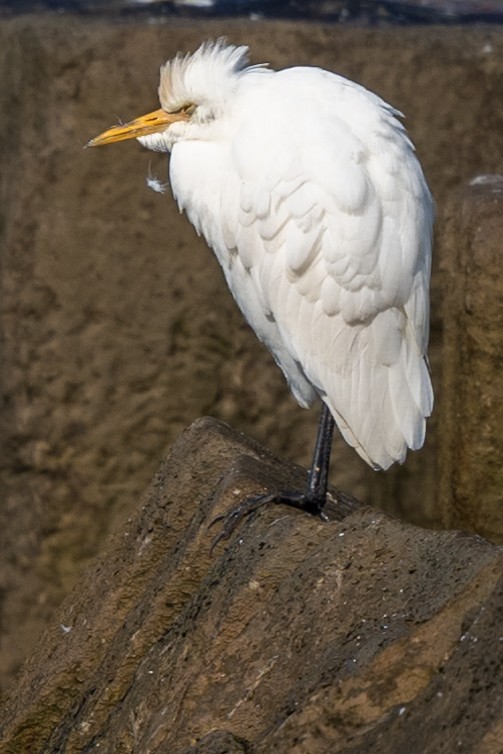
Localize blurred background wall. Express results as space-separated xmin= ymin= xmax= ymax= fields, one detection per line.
xmin=0 ymin=13 xmax=501 ymax=689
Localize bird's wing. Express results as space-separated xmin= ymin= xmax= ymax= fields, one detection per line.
xmin=169 ymin=137 xmax=319 ymax=409
xmin=230 ymin=69 xmax=434 ymax=469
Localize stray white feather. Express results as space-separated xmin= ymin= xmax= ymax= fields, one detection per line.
xmin=146 ymin=163 xmax=169 ymax=194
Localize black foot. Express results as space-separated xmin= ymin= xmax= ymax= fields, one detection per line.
xmin=209 ymin=489 xmax=329 ymax=551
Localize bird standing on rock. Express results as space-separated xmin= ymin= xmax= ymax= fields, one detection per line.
xmin=88 ymin=40 xmax=433 ymax=524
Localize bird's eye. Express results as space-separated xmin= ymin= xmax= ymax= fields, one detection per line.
xmin=176 ymin=103 xmax=196 ymax=116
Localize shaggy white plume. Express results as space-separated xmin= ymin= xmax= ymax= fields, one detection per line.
xmin=158 ymin=40 xmax=266 ymax=113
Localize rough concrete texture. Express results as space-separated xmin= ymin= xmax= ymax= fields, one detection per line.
xmin=439 ymin=177 xmax=503 ymax=542
xmin=0 ymin=16 xmax=502 ymax=688
xmin=0 ymin=418 xmax=502 ymax=754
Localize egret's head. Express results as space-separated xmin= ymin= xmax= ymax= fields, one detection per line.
xmin=88 ymin=40 xmax=264 ymax=152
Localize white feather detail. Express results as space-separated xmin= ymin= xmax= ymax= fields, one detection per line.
xmin=154 ymin=45 xmax=434 ymax=468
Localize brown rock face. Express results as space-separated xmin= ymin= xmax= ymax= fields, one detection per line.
xmin=1 ymin=419 xmax=501 ymax=753
xmin=439 ymin=177 xmax=503 ymax=542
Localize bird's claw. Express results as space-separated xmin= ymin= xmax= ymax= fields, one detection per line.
xmin=209 ymin=491 xmax=277 ymax=552
xmin=209 ymin=489 xmax=327 ymax=552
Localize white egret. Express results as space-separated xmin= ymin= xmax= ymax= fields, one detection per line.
xmin=89 ymin=40 xmax=433 ymax=528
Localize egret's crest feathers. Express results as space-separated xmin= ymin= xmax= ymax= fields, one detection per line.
xmin=158 ymin=40 xmax=267 ymax=113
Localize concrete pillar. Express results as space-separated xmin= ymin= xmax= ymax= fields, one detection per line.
xmin=439 ymin=176 xmax=503 ymax=543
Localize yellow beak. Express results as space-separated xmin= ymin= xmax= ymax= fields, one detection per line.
xmin=87 ymin=108 xmax=188 ymax=147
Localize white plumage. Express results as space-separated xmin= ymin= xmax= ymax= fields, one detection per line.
xmin=89 ymin=40 xmax=434 ymax=471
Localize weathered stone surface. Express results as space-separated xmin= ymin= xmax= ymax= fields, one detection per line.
xmin=439 ymin=177 xmax=503 ymax=543
xmin=1 ymin=419 xmax=501 ymax=754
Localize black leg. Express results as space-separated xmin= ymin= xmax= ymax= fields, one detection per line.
xmin=304 ymin=401 xmax=336 ymax=511
xmin=210 ymin=402 xmax=336 ymax=549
